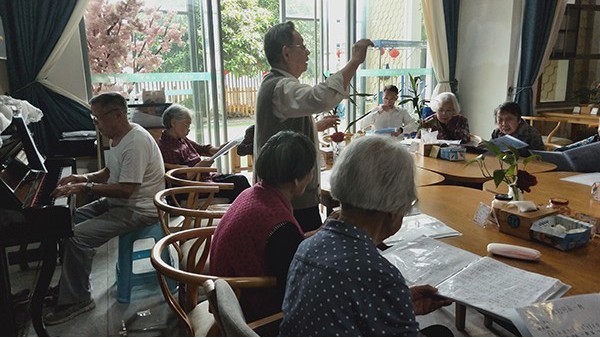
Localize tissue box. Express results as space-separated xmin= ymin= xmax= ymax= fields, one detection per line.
xmin=439 ymin=146 xmax=466 ymax=161
xmin=530 ymin=215 xmax=593 ymax=251
xmin=496 ymin=207 xmax=558 ymax=240
xmin=418 ymin=143 xmax=435 ymax=157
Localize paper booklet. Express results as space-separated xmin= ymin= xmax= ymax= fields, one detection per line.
xmin=516 ymin=293 xmax=600 ymax=337
xmin=208 ymin=135 xmax=244 ymax=161
xmin=488 ymin=134 xmax=528 ymax=152
xmin=382 ymin=237 xmax=570 ymax=322
xmin=383 ymin=213 xmax=461 ymax=245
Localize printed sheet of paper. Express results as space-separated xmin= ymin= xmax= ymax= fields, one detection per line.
xmin=383 ymin=213 xmax=461 ymax=245
xmin=436 ymin=256 xmax=570 ymax=320
xmin=382 ymin=237 xmax=479 ymax=287
xmin=516 ymin=293 xmax=600 ymax=337
xmin=560 ymin=172 xmax=600 ymax=187
xmin=208 ymin=135 xmax=244 ymax=161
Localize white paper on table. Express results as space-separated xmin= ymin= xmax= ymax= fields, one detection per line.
xmin=560 ymin=172 xmax=600 ymax=187
xmin=383 ymin=213 xmax=461 ymax=245
xmin=382 ymin=237 xmax=480 ymax=287
xmin=435 ymin=256 xmax=570 ymax=321
xmin=208 ymin=135 xmax=244 ymax=161
xmin=516 ymin=293 xmax=600 ymax=337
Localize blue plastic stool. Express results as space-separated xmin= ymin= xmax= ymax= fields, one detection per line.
xmin=116 ymin=222 xmax=175 ymax=303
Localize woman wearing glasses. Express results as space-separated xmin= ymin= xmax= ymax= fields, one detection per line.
xmin=423 ymin=92 xmax=470 ymax=144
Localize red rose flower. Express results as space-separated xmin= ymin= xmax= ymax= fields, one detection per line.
xmin=516 ymin=170 xmax=537 ymax=192
xmin=330 ymin=131 xmax=345 ymax=143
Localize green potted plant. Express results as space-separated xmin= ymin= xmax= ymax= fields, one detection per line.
xmin=466 ymin=141 xmax=539 ymax=200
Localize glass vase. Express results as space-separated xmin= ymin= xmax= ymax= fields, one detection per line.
xmin=332 ymin=141 xmax=344 ymax=162
xmin=507 ymin=182 xmax=522 ymax=201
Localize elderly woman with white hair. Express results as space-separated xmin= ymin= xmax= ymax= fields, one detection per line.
xmin=280 ymin=135 xmax=453 ymax=337
xmin=423 ymin=92 xmax=470 ymax=144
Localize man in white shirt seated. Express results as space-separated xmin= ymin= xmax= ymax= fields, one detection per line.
xmin=360 ymin=84 xmax=418 ymax=137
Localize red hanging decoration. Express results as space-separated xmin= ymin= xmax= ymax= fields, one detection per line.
xmin=389 ymin=48 xmax=399 ymax=59
xmin=379 ymin=47 xmax=385 ymax=56
xmin=336 ymin=48 xmax=341 ymax=59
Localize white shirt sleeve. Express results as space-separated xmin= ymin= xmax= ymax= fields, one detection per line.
xmin=359 ymin=107 xmax=379 ymax=130
xmin=399 ymin=108 xmax=419 ymax=134
xmin=272 ymin=71 xmax=349 ymax=121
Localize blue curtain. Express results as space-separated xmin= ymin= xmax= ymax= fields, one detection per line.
xmin=515 ymin=0 xmax=557 ymax=116
xmin=443 ymin=0 xmax=460 ymax=94
xmin=0 ymin=0 xmax=92 ymax=156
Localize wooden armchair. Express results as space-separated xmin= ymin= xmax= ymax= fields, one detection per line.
xmin=204 ymin=279 xmax=283 ymax=337
xmin=165 ymin=167 xmax=233 ymax=202
xmin=522 ymin=116 xmax=571 ymax=150
xmin=150 ymin=226 xmax=277 ymax=336
xmin=154 ymin=186 xmax=227 ymax=236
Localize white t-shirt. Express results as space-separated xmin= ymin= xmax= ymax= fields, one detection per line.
xmin=360 ymin=106 xmax=418 ymax=134
xmin=105 ymin=123 xmax=165 ymax=216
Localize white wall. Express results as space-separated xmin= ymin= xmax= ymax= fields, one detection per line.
xmin=456 ymin=0 xmax=523 ymax=140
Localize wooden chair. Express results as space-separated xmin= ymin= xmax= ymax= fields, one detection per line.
xmin=230 ymin=144 xmax=254 ymax=173
xmin=154 ymin=186 xmax=228 ymax=236
xmin=203 ymin=279 xmax=283 ymax=337
xmin=164 ymin=167 xmax=232 ymax=225
xmin=166 ymin=167 xmax=233 ymax=201
xmin=150 ymin=226 xmax=277 ymax=337
xmin=522 ymin=116 xmax=572 ymax=150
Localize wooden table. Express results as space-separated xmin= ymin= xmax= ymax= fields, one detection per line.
xmin=482 ymin=171 xmax=600 ymax=219
xmin=319 ymin=167 xmax=445 ymax=215
xmin=411 ymin=152 xmax=557 ymax=184
xmin=539 ymin=111 xmax=600 ymax=126
xmin=416 ymin=185 xmax=600 ymax=332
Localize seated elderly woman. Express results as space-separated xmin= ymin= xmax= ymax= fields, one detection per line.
xmin=423 ymin=92 xmax=470 ymax=144
xmin=280 ymin=135 xmax=453 ymax=336
xmin=491 ymin=101 xmax=544 ymax=156
xmin=157 ymin=104 xmax=250 ymax=202
xmin=210 ymin=131 xmax=315 ymax=323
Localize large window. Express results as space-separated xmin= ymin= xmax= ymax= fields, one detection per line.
xmin=85 ymin=0 xmax=430 ymax=169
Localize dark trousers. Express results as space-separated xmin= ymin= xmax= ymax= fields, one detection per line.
xmin=293 ymin=205 xmax=322 ymax=233
xmin=212 ymin=174 xmax=251 ymax=202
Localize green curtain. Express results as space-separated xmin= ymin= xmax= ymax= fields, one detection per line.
xmin=514 ymin=0 xmax=557 ymax=116
xmin=0 ymin=0 xmax=92 ymax=156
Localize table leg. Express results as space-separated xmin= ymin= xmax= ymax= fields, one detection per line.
xmin=455 ymin=303 xmax=466 ymax=331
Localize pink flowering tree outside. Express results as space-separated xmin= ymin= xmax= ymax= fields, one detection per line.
xmin=85 ymin=0 xmax=185 ymax=94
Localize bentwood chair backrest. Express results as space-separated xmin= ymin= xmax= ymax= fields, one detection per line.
xmin=203 ymin=279 xmax=283 ymax=337
xmin=165 ymin=167 xmax=232 ymax=217
xmin=154 ymin=186 xmax=225 ymax=237
xmin=150 ymin=227 xmax=277 ymax=336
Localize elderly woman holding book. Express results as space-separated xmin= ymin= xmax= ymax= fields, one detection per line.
xmin=157 ymin=103 xmax=250 ymax=202
xmin=280 ymin=135 xmax=453 ymax=336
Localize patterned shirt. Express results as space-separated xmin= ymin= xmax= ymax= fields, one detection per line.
xmin=423 ymin=114 xmax=470 ymax=144
xmin=280 ymin=220 xmax=419 ymax=337
xmin=156 ymin=131 xmax=212 ymax=166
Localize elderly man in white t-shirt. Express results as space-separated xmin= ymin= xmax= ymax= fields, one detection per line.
xmin=45 ymin=92 xmax=165 ymax=325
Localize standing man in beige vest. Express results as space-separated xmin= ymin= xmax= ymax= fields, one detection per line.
xmin=254 ymin=21 xmax=373 ymax=232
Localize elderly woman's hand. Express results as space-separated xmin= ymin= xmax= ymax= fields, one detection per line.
xmin=410 ymin=285 xmax=452 ymax=315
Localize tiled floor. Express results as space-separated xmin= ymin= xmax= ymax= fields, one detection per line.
xmin=7 ymin=236 xmax=517 ymax=337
